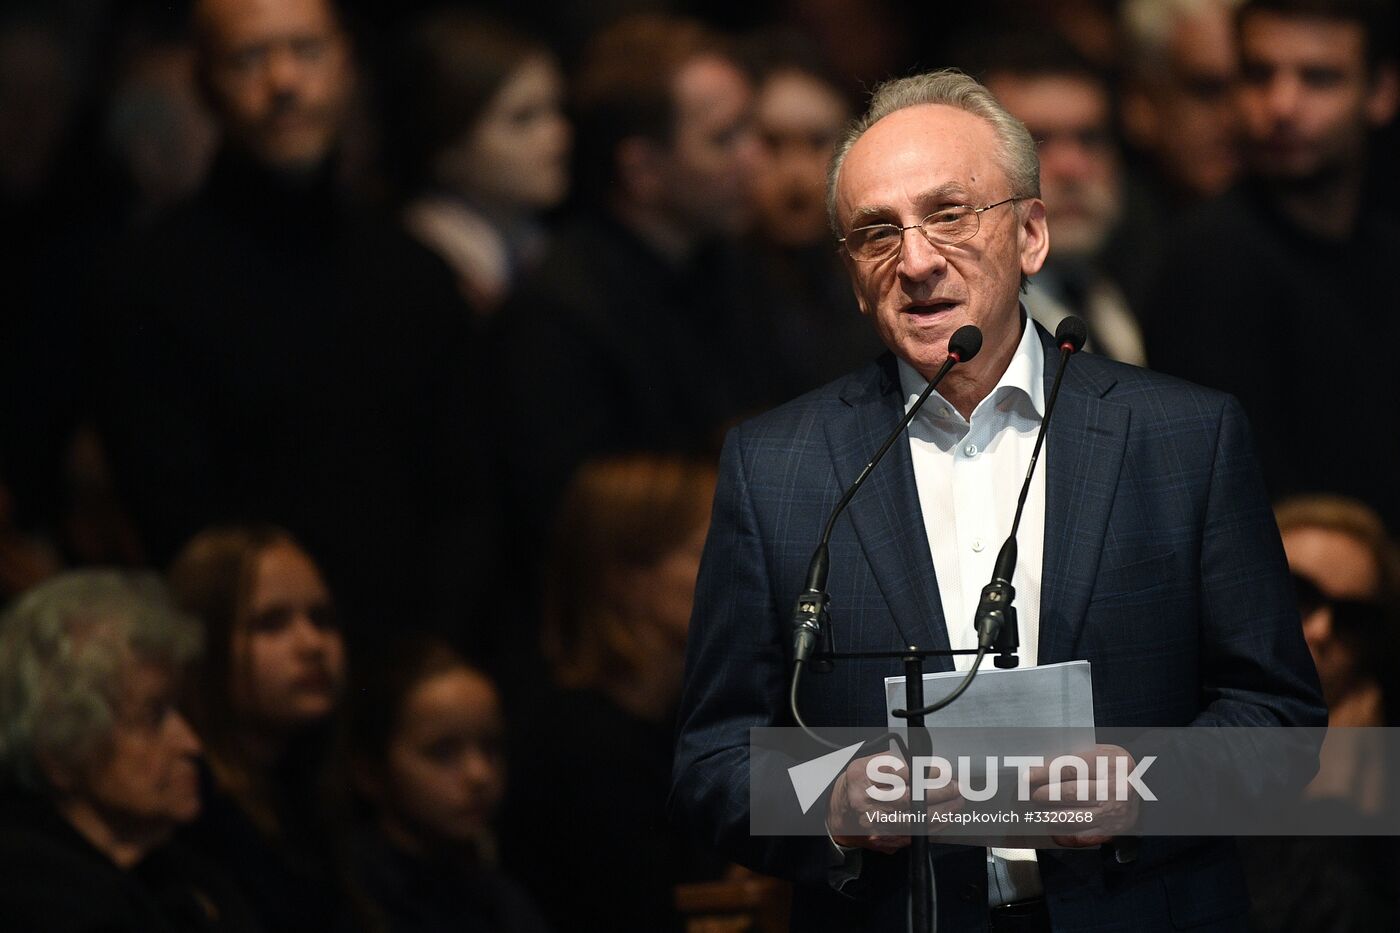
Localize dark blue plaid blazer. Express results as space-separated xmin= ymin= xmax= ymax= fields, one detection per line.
xmin=671 ymin=323 xmax=1325 ymax=931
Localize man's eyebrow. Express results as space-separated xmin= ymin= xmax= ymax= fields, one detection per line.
xmin=846 ymin=183 xmax=978 ymax=227
xmin=848 ymin=204 xmax=895 ymax=227
xmin=912 ymin=183 xmax=974 ymax=206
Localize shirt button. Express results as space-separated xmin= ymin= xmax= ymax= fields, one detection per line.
xmin=964 ymin=443 xmax=978 ymax=457
xmin=940 ymin=406 xmax=952 ymax=417
xmin=972 ymin=538 xmax=985 ymax=552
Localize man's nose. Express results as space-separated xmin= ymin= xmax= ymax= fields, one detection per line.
xmin=263 ymin=46 xmax=304 ymax=95
xmin=169 ymin=710 xmax=203 ymax=755
xmin=291 ymin=613 xmax=329 ymax=653
xmin=897 ymin=227 xmax=947 ymax=280
xmin=1263 ymin=74 xmax=1302 ymax=122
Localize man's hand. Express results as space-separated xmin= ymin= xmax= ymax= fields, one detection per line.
xmin=827 ymin=752 xmax=962 ymax=853
xmin=1027 ymin=743 xmax=1142 ymax=847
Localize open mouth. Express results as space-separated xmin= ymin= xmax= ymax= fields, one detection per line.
xmin=904 ymin=299 xmax=958 ymax=315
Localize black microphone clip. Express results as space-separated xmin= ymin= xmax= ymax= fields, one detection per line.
xmin=974 ymin=539 xmax=1020 ymax=668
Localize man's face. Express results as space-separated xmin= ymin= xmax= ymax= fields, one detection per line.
xmin=198 ymin=0 xmax=352 ymax=173
xmin=986 ymin=73 xmax=1120 ymax=259
xmin=1152 ymin=8 xmax=1241 ymax=197
xmin=1238 ymin=13 xmax=1383 ymax=182
xmin=751 ymin=69 xmax=849 ymax=247
xmin=660 ymin=54 xmax=758 ymax=237
xmin=835 ymin=104 xmax=1048 ymax=380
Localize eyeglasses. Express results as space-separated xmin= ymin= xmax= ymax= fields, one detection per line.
xmin=838 ymin=197 xmax=1025 ymax=263
xmin=1291 ymin=572 xmax=1384 ymax=630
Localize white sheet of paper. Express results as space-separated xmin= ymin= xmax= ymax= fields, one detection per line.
xmin=884 ymin=659 xmax=1095 ymax=729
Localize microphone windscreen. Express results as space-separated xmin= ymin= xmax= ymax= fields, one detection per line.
xmin=948 ymin=325 xmax=982 ymax=362
xmin=1055 ymin=316 xmax=1088 ymax=352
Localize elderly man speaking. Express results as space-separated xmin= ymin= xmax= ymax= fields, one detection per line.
xmin=670 ymin=69 xmax=1323 ymax=932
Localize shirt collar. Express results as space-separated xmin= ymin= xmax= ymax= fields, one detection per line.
xmin=896 ymin=309 xmax=1045 ymax=426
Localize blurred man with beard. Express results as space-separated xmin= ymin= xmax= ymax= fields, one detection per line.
xmin=92 ymin=0 xmax=486 ymax=647
xmin=1145 ymin=0 xmax=1400 ymax=530
xmin=975 ymin=33 xmax=1148 ymax=365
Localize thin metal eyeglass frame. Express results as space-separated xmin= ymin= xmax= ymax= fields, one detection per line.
xmin=838 ymin=196 xmax=1026 ymax=262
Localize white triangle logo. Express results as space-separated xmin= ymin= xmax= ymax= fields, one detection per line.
xmin=788 ymin=742 xmax=865 ymax=814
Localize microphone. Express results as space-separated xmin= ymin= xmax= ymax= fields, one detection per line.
xmin=791 ymin=325 xmax=982 ymax=669
xmin=974 ymin=316 xmax=1086 ymax=668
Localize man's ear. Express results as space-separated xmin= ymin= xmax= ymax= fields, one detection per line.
xmin=1366 ymin=62 xmax=1400 ymax=127
xmin=1018 ymin=198 xmax=1050 ymax=279
xmin=616 ymin=136 xmax=667 ymax=207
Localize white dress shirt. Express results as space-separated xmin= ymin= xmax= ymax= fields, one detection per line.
xmin=899 ymin=315 xmax=1046 ymax=905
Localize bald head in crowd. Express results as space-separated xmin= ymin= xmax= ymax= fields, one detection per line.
xmin=194 ymin=0 xmax=353 ymax=174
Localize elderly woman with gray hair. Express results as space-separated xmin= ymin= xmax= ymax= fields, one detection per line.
xmin=0 ymin=570 xmax=257 ymax=932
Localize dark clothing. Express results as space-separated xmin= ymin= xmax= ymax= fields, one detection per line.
xmin=352 ymin=830 xmax=550 ymax=933
xmin=745 ymin=239 xmax=884 ymax=403
xmin=91 ymin=149 xmax=486 ymax=638
xmin=178 ymin=764 xmax=360 ymax=933
xmin=486 ymin=211 xmax=779 ymax=673
xmin=503 ymin=689 xmax=725 ymax=933
xmin=491 ymin=211 xmax=778 ymax=541
xmin=1143 ymin=182 xmax=1400 ymax=531
xmin=0 ymin=790 xmax=260 ymax=933
xmin=1241 ymin=832 xmax=1397 ymax=933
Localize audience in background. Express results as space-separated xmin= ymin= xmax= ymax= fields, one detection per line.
xmin=970 ymin=31 xmax=1148 ymax=364
xmin=1243 ymin=495 xmax=1399 ymax=933
xmin=0 ymin=571 xmax=256 ymax=931
xmin=169 ymin=525 xmax=363 ymax=933
xmin=506 ymin=454 xmax=724 ymax=932
xmin=489 ymin=13 xmax=772 ymax=672
xmin=1146 ymin=0 xmax=1400 ymax=532
xmin=91 ymin=0 xmax=486 ymax=641
xmin=1277 ymin=497 xmax=1399 ymax=756
xmin=1120 ymin=0 xmax=1243 ymax=201
xmin=387 ymin=11 xmax=570 ymax=317
xmin=349 ymin=636 xmax=549 ymax=933
xmin=1117 ymin=0 xmax=1244 ymax=314
xmin=743 ymin=32 xmax=884 ymax=398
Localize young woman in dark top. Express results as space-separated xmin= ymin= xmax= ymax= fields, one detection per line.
xmin=169 ymin=524 xmax=365 ymax=933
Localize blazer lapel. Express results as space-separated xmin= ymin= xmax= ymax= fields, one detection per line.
xmin=1038 ymin=333 xmax=1130 ymax=664
xmin=824 ymin=356 xmax=952 ymax=668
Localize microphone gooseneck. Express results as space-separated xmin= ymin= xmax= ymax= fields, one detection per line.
xmin=790 ymin=326 xmax=982 ymax=742
xmin=791 ymin=325 xmax=982 ymax=666
xmin=977 ymin=315 xmax=1086 ymax=666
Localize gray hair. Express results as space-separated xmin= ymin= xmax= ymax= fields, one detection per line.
xmin=826 ymin=68 xmax=1041 ymax=236
xmin=0 ymin=571 xmax=202 ymax=791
